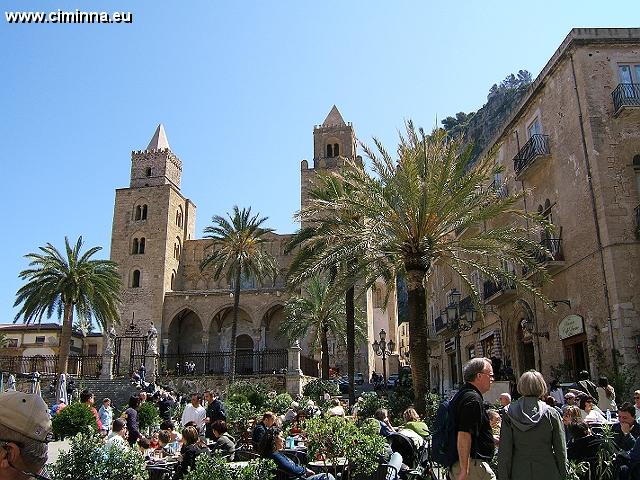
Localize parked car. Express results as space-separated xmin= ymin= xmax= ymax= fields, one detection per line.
xmin=386 ymin=373 xmax=399 ymax=389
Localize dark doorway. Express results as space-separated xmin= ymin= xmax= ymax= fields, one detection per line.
xmin=563 ymin=334 xmax=589 ymax=379
xmin=236 ymin=334 xmax=254 ymax=374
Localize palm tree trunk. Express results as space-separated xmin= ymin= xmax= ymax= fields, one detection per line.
xmin=406 ymin=269 xmax=430 ymax=415
xmin=320 ymin=326 xmax=330 ymax=380
xmin=346 ymin=285 xmax=355 ymax=406
xmin=229 ymin=268 xmax=242 ymax=383
xmin=58 ymin=303 xmax=73 ymax=374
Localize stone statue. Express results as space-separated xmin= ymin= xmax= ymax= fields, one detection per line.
xmin=105 ymin=325 xmax=116 ymax=354
xmin=147 ymin=321 xmax=158 ymax=354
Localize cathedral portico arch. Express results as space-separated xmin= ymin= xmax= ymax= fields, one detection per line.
xmin=167 ymin=308 xmax=205 ymax=354
xmin=260 ymin=304 xmax=288 ymax=350
xmin=208 ymin=306 xmax=257 ymax=352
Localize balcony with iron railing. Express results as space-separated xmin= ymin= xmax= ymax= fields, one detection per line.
xmin=483 ymin=278 xmax=517 ymax=306
xmin=434 ymin=314 xmax=447 ymax=333
xmin=612 ymin=83 xmax=640 ymax=116
xmin=522 ymin=238 xmax=565 ymax=276
xmin=513 ymin=134 xmax=551 ymax=177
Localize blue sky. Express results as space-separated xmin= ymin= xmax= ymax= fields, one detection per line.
xmin=1 ymin=1 xmax=636 ymax=326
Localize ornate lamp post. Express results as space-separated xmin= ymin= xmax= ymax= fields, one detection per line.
xmin=443 ymin=289 xmax=475 ymax=388
xmin=372 ymin=329 xmax=395 ymax=392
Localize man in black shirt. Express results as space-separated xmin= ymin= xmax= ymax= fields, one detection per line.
xmin=613 ymin=403 xmax=640 ymax=450
xmin=204 ymin=390 xmax=226 ymax=440
xmin=452 ymin=357 xmax=496 ymax=480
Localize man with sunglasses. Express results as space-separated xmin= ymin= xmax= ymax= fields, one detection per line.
xmin=451 ymin=357 xmax=496 ymax=480
xmin=0 ymin=391 xmax=51 ymax=480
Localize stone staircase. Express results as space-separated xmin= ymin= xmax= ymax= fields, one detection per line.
xmin=73 ymin=378 xmax=141 ymax=409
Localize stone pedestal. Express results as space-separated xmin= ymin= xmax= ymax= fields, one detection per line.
xmin=100 ymin=352 xmax=114 ymax=380
xmin=286 ymin=341 xmax=303 ymax=396
xmin=144 ymin=354 xmax=158 ymax=383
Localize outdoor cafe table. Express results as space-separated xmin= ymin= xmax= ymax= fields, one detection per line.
xmin=146 ymin=456 xmax=179 ymax=480
xmin=308 ymin=457 xmax=349 ymax=479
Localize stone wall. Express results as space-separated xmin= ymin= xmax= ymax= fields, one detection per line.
xmin=157 ymin=374 xmax=287 ymax=395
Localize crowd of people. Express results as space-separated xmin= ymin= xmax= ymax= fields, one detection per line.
xmin=447 ymin=358 xmax=640 ymax=480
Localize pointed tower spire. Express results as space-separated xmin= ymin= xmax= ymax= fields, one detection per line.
xmin=147 ymin=124 xmax=171 ymax=151
xmin=322 ymin=105 xmax=346 ymax=127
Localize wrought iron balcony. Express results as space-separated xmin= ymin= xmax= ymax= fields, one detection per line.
xmin=489 ymin=180 xmax=508 ymax=198
xmin=483 ymin=279 xmax=517 ymax=305
xmin=612 ymin=83 xmax=640 ymax=115
xmin=635 ymin=204 xmax=640 ymax=240
xmin=522 ymin=238 xmax=565 ymax=276
xmin=513 ymin=134 xmax=551 ymax=176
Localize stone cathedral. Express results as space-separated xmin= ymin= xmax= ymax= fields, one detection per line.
xmin=109 ymin=106 xmax=402 ymax=378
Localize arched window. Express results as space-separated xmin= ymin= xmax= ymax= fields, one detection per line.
xmin=145 ymin=167 xmax=152 ymax=177
xmin=170 ymin=271 xmax=176 ymax=290
xmin=141 ymin=205 xmax=148 ymax=220
xmin=326 ymin=144 xmax=333 ymax=157
xmin=139 ymin=237 xmax=145 ymax=254
xmin=132 ymin=238 xmax=139 ymax=254
xmin=135 ymin=205 xmax=142 ymax=221
xmin=633 ymin=154 xmax=640 ymax=197
xmin=174 ymin=236 xmax=182 ymax=260
xmin=176 ymin=207 xmax=183 ymax=228
xmin=131 ymin=269 xmax=141 ymax=288
xmin=334 ymin=143 xmax=339 ymax=156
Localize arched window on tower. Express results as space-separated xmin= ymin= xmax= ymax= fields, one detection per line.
xmin=145 ymin=167 xmax=152 ymax=177
xmin=176 ymin=207 xmax=183 ymax=228
xmin=141 ymin=205 xmax=148 ymax=220
xmin=132 ymin=238 xmax=139 ymax=255
xmin=131 ymin=270 xmax=141 ymax=288
xmin=326 ymin=144 xmax=333 ymax=158
xmin=139 ymin=237 xmax=145 ymax=254
xmin=170 ymin=270 xmax=177 ymax=290
xmin=174 ymin=236 xmax=182 ymax=260
xmin=134 ymin=205 xmax=142 ymax=221
xmin=334 ymin=143 xmax=339 ymax=156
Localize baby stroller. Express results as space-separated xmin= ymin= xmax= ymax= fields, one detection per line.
xmin=387 ymin=433 xmax=438 ymax=480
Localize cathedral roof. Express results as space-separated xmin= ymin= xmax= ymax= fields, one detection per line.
xmin=147 ymin=124 xmax=171 ymax=151
xmin=322 ymin=105 xmax=346 ymax=127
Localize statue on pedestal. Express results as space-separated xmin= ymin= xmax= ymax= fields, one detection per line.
xmin=105 ymin=325 xmax=116 ymax=355
xmin=147 ymin=321 xmax=158 ymax=355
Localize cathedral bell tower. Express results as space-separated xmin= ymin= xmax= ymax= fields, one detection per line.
xmin=300 ymin=105 xmax=362 ymax=213
xmin=110 ymin=125 xmax=196 ymax=361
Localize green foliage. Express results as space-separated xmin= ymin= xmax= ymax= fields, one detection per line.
xmin=49 ymin=432 xmax=148 ymax=480
xmin=566 ymin=460 xmax=590 ymax=480
xmin=595 ymin=424 xmax=621 ymax=480
xmin=225 ymin=400 xmax=260 ymax=441
xmin=137 ymin=401 xmax=160 ymax=430
xmin=183 ymin=454 xmax=276 ymax=480
xmin=423 ymin=392 xmax=442 ymax=429
xmin=387 ymin=387 xmax=414 ymax=422
xmin=550 ymin=362 xmax=574 ymax=382
xmin=226 ymin=380 xmax=268 ymax=409
xmin=356 ymin=392 xmax=387 ymax=420
xmin=302 ymin=378 xmax=339 ymax=401
xmin=268 ymin=392 xmax=293 ymax=415
xmin=305 ymin=416 xmax=386 ymax=477
xmin=52 ymin=401 xmax=98 ymax=439
xmin=605 ymin=364 xmax=638 ymax=404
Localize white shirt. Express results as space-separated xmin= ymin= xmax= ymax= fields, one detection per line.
xmin=105 ymin=433 xmax=128 ymax=449
xmin=181 ymin=404 xmax=206 ymax=431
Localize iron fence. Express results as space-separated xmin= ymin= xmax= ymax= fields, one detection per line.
xmin=0 ymin=354 xmax=102 ymax=377
xmin=612 ymin=83 xmax=640 ymax=113
xmin=513 ymin=134 xmax=550 ymax=175
xmin=158 ymin=349 xmax=288 ymax=376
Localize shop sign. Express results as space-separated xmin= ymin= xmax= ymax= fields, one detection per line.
xmin=559 ymin=315 xmax=584 ymax=340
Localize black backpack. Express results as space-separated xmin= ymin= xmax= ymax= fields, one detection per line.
xmin=430 ymin=391 xmax=462 ymax=468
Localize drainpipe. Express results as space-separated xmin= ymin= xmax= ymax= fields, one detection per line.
xmin=569 ymin=54 xmax=618 ymax=374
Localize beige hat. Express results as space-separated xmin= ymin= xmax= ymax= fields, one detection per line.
xmin=0 ymin=391 xmax=52 ymax=442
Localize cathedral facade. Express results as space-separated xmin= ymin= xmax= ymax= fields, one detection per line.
xmin=109 ymin=107 xmax=400 ymax=378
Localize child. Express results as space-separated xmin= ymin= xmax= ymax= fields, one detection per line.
xmin=98 ymin=398 xmax=113 ymax=435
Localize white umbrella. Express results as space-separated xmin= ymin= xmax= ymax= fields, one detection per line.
xmin=56 ymin=374 xmax=68 ymax=405
xmin=0 ymin=373 xmax=4 ymax=393
xmin=7 ymin=375 xmax=16 ymax=391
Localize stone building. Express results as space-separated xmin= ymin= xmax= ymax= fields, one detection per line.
xmin=426 ymin=28 xmax=640 ymax=394
xmin=109 ymin=107 xmax=398 ymax=379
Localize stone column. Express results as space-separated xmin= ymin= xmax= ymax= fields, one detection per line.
xmin=286 ymin=341 xmax=303 ymax=396
xmin=100 ymin=351 xmax=114 ymax=379
xmin=144 ymin=353 xmax=157 ymax=384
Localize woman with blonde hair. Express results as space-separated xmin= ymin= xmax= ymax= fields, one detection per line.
xmin=402 ymin=407 xmax=429 ymax=437
xmin=497 ymin=370 xmax=567 ymax=480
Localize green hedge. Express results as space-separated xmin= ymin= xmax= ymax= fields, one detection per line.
xmin=52 ymin=402 xmax=98 ymax=439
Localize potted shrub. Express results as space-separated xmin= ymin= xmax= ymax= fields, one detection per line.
xmin=137 ymin=401 xmax=160 ymax=434
xmin=48 ymin=432 xmax=148 ymax=480
xmin=52 ymin=401 xmax=98 ymax=439
xmin=183 ymin=452 xmax=275 ymax=480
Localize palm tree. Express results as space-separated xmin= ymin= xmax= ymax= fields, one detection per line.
xmin=14 ymin=236 xmax=122 ymax=374
xmin=281 ymin=276 xmax=365 ymax=379
xmin=292 ymin=124 xmax=552 ymax=413
xmin=200 ymin=206 xmax=278 ymax=383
